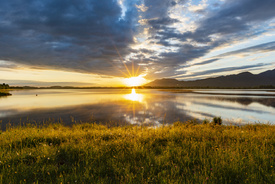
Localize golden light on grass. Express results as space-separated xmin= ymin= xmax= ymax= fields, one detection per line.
xmin=1 ymin=123 xmax=274 ymax=183
xmin=123 ymin=75 xmax=147 ymax=87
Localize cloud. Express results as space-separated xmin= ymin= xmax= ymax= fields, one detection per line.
xmin=0 ymin=79 xmax=95 ymax=87
xmin=138 ymin=0 xmax=275 ymax=78
xmin=0 ymin=63 xmax=18 ymax=69
xmin=219 ymin=41 xmax=275 ymax=57
xmin=177 ymin=63 xmax=271 ymax=78
xmin=183 ymin=41 xmax=275 ymax=68
xmin=187 ymin=0 xmax=275 ymax=41
xmin=0 ymin=0 xmax=139 ymax=76
xmin=191 ymin=58 xmax=220 ymax=66
xmin=0 ymin=0 xmax=274 ymax=80
xmin=136 ymin=4 xmax=148 ymax=12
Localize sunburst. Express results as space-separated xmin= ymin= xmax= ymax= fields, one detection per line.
xmin=111 ymin=41 xmax=148 ymax=87
xmin=123 ymin=76 xmax=147 ymax=87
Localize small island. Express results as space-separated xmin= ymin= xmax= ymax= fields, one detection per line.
xmin=0 ymin=92 xmax=11 ymax=96
xmin=0 ymin=83 xmax=12 ymax=96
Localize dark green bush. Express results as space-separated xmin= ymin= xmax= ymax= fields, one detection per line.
xmin=202 ymin=119 xmax=210 ymax=124
xmin=212 ymin=116 xmax=222 ymax=125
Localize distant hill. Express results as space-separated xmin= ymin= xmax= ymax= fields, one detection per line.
xmin=144 ymin=69 xmax=275 ymax=88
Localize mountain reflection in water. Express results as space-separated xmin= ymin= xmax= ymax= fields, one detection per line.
xmin=0 ymin=89 xmax=274 ymax=129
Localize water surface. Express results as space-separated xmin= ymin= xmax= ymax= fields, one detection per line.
xmin=0 ymin=89 xmax=274 ymax=129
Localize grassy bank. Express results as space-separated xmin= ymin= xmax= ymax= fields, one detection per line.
xmin=0 ymin=122 xmax=274 ymax=183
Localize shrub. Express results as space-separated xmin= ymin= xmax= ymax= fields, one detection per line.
xmin=202 ymin=119 xmax=210 ymax=124
xmin=212 ymin=116 xmax=222 ymax=125
xmin=186 ymin=119 xmax=198 ymax=125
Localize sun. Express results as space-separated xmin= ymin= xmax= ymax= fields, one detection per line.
xmin=123 ymin=75 xmax=147 ymax=87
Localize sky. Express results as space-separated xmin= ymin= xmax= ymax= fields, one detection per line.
xmin=0 ymin=0 xmax=274 ymax=87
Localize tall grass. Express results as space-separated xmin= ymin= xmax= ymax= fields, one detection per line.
xmin=0 ymin=122 xmax=274 ymax=183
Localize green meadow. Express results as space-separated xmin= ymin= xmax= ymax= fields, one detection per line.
xmin=0 ymin=122 xmax=274 ymax=184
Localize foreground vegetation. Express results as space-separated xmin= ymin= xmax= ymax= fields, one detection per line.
xmin=0 ymin=122 xmax=274 ymax=183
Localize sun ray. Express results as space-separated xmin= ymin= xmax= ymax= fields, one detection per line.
xmin=104 ymin=59 xmax=129 ymax=78
xmin=112 ymin=43 xmax=132 ymax=77
xmin=110 ymin=39 xmax=147 ymax=87
xmin=135 ymin=65 xmax=140 ymax=77
xmin=132 ymin=60 xmax=134 ymax=76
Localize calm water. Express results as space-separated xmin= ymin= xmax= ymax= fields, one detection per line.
xmin=0 ymin=89 xmax=274 ymax=129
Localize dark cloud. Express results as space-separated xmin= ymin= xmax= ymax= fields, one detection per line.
xmin=0 ymin=0 xmax=274 ymax=80
xmin=0 ymin=0 xmax=139 ymax=76
xmin=185 ymin=0 xmax=275 ymax=43
xmin=140 ymin=0 xmax=186 ymax=33
xmin=147 ymin=17 xmax=179 ymax=29
xmin=191 ymin=58 xmax=220 ymax=66
xmin=144 ymin=43 xmax=217 ymax=78
xmin=160 ymin=44 xmax=213 ymax=65
xmin=184 ymin=41 xmax=275 ymax=68
xmin=141 ymin=0 xmax=275 ymax=78
xmin=143 ymin=0 xmax=179 ymax=19
xmin=219 ymin=41 xmax=275 ymax=57
xmin=178 ymin=63 xmax=271 ymax=78
xmin=138 ymin=48 xmax=155 ymax=54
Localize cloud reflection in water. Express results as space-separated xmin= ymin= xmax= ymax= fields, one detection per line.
xmin=0 ymin=89 xmax=274 ymax=130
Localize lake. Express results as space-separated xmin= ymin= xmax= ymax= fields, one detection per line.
xmin=0 ymin=89 xmax=274 ymax=129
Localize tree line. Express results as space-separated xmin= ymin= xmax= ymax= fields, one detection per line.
xmin=0 ymin=83 xmax=9 ymax=89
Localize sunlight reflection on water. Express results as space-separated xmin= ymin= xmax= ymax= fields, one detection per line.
xmin=0 ymin=89 xmax=274 ymax=129
xmin=124 ymin=89 xmax=143 ymax=102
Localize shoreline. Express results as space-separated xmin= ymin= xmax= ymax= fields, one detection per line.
xmin=159 ymin=89 xmax=275 ymax=96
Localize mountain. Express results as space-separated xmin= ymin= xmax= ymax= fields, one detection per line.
xmin=145 ymin=78 xmax=180 ymax=87
xmin=145 ymin=69 xmax=275 ymax=88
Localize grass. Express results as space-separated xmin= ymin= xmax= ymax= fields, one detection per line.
xmin=0 ymin=122 xmax=274 ymax=183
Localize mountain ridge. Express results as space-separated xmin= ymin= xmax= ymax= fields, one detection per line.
xmin=144 ymin=69 xmax=275 ymax=88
